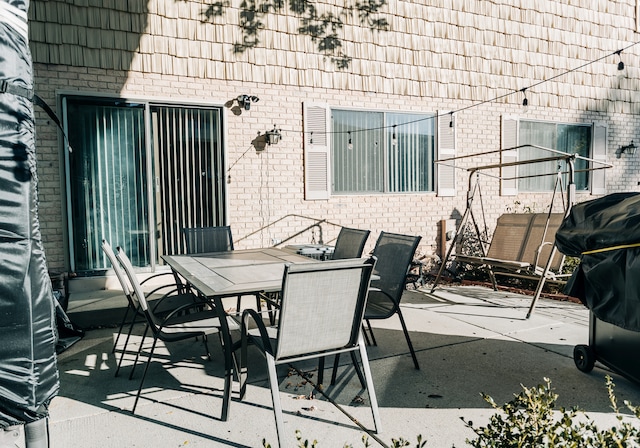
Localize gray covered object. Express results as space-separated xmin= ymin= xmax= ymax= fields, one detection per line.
xmin=556 ymin=192 xmax=640 ymax=332
xmin=0 ymin=0 xmax=59 ymax=428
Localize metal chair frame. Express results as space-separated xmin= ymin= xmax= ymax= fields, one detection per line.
xmin=115 ymin=246 xmax=237 ymax=418
xmin=239 ymin=257 xmax=381 ymax=446
xmin=363 ymin=231 xmax=422 ymax=370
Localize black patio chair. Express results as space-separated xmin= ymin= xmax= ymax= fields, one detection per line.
xmin=182 ymin=225 xmax=234 ymax=254
xmin=115 ymin=246 xmax=238 ymax=418
xmin=330 ymin=227 xmax=371 ymax=260
xmin=101 ymin=239 xmax=195 ymax=378
xmin=364 ymin=231 xmax=422 ymax=370
xmin=182 ymin=226 xmax=262 ymax=314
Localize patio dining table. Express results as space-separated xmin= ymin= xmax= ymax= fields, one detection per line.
xmin=162 ymin=247 xmax=313 ymax=420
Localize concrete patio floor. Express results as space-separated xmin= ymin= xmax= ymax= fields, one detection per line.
xmin=49 ymin=284 xmax=640 ymax=447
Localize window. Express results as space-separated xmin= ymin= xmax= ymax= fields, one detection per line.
xmin=518 ymin=120 xmax=591 ymax=191
xmin=331 ymin=110 xmax=435 ymax=194
xmin=501 ymin=115 xmax=607 ymax=196
xmin=302 ymin=103 xmax=450 ymax=199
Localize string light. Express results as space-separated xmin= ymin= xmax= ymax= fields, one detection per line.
xmin=347 ymin=131 xmax=353 ymax=150
xmin=615 ymin=49 xmax=624 ymax=70
xmin=392 ymin=125 xmax=397 ymax=146
xmin=301 ymin=42 xmax=640 ymax=140
xmin=309 ymin=131 xmax=313 ymax=145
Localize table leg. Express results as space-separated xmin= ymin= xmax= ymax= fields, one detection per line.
xmin=212 ymin=296 xmax=234 ymax=421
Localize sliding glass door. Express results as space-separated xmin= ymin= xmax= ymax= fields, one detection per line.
xmin=64 ymin=97 xmax=225 ymax=274
xmin=152 ymin=106 xmax=225 ymax=258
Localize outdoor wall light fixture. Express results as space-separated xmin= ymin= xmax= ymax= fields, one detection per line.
xmin=237 ymin=95 xmax=259 ymax=110
xmin=616 ymin=141 xmax=637 ymax=158
xmin=265 ymin=125 xmax=282 ymax=145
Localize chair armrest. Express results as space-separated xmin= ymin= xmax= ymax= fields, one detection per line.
xmin=241 ymin=309 xmax=274 ymax=355
xmin=140 ymin=272 xmax=175 ymax=285
xmin=148 ymin=287 xmax=186 ymax=312
xmin=156 ymin=298 xmax=211 ymax=329
xmin=147 ymin=284 xmax=180 ymax=297
xmin=368 ymin=286 xmax=399 ymax=305
xmin=150 ymin=288 xmax=207 ymax=316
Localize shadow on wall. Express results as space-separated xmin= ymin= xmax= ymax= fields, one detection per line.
xmin=193 ymin=0 xmax=390 ymax=69
xmin=28 ymin=0 xmax=390 ymax=75
xmin=28 ymin=1 xmax=150 ymax=75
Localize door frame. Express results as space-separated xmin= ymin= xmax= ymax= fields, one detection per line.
xmin=61 ymin=93 xmax=228 ymax=274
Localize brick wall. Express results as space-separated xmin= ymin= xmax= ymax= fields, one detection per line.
xmin=28 ymin=0 xmax=640 ymax=273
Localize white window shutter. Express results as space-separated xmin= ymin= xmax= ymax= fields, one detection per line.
xmin=590 ymin=122 xmax=607 ymax=195
xmin=303 ymin=102 xmax=331 ymax=200
xmin=436 ymin=111 xmax=456 ymax=197
xmin=501 ymin=115 xmax=519 ymax=196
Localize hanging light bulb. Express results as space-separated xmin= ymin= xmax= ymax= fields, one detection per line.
xmin=347 ymin=131 xmax=353 ymax=150
xmin=392 ymin=125 xmax=397 ymax=146
xmin=521 ymin=88 xmax=528 ymax=106
xmin=449 ymin=112 xmax=454 ymax=128
xmin=615 ymin=49 xmax=624 ymax=70
xmin=309 ymin=131 xmax=313 ymax=145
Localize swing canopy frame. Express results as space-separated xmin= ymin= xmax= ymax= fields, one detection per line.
xmin=431 ymin=144 xmax=612 ymax=318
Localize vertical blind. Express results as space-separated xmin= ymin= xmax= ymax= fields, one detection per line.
xmin=67 ymin=100 xmax=149 ymax=271
xmin=331 ymin=109 xmax=434 ymax=194
xmin=332 ymin=110 xmax=384 ymax=193
xmin=153 ymin=106 xmax=223 ymax=256
xmin=386 ymin=113 xmax=434 ymax=193
xmin=519 ymin=120 xmax=591 ymax=191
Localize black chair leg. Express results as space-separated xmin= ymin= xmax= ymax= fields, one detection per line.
xmin=259 ymin=292 xmax=278 ymax=325
xmin=361 ymin=324 xmax=372 ymax=346
xmin=129 ymin=324 xmax=150 ymax=380
xmin=365 ymin=319 xmax=377 ymax=346
xmin=202 ymin=333 xmax=212 ymax=360
xmin=397 ymin=308 xmax=420 ymax=370
xmin=132 ymin=337 xmax=159 ymax=413
xmin=254 ymin=294 xmax=262 ymax=312
xmin=317 ymin=356 xmax=325 ymax=386
xmin=350 ymin=351 xmax=366 ymax=388
xmin=112 ymin=305 xmax=131 ymax=353
xmin=330 ymin=354 xmax=340 ymax=385
xmin=115 ymin=314 xmax=138 ymax=377
xmin=330 ymin=352 xmax=365 ymax=388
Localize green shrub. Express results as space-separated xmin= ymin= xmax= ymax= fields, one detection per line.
xmin=264 ymin=377 xmax=640 ymax=447
xmin=463 ymin=376 xmax=640 ymax=448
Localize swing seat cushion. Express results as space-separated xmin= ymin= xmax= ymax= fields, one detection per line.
xmin=455 ymin=213 xmax=565 ymax=273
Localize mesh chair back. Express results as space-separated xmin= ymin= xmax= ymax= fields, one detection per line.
xmin=183 ymin=226 xmax=234 ymax=254
xmin=521 ymin=213 xmax=565 ymax=270
xmin=115 ymin=247 xmax=150 ymax=315
xmin=331 ymin=227 xmax=371 ymax=260
xmin=101 ymin=239 xmax=132 ymax=297
xmin=275 ymin=257 xmax=375 ymax=360
xmin=371 ymin=232 xmax=422 ymax=303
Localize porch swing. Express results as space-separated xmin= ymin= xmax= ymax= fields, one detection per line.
xmin=430 ymin=144 xmax=611 ymax=318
